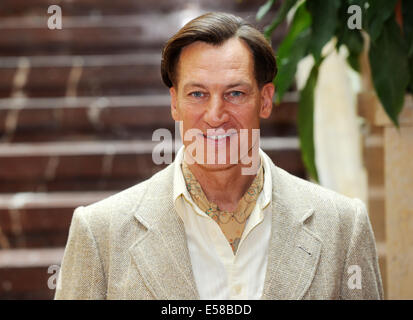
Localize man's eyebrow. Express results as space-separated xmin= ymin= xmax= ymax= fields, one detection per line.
xmin=183 ymin=82 xmax=206 ymax=91
xmin=225 ymin=81 xmax=252 ymax=89
xmin=183 ymin=81 xmax=252 ymax=90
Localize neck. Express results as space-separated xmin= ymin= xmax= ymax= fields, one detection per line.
xmin=184 ymin=153 xmax=261 ymax=212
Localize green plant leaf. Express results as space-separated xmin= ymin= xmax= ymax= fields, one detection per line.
xmin=274 ymin=2 xmax=312 ymax=103
xmin=408 ymin=57 xmax=413 ymax=94
xmin=347 ymin=0 xmax=366 ymax=5
xmin=256 ymin=0 xmax=277 ymax=21
xmin=369 ymin=17 xmax=410 ymax=126
xmin=402 ymin=0 xmax=413 ymax=93
xmin=298 ymin=62 xmax=320 ymax=182
xmin=365 ymin=0 xmax=398 ymax=42
xmin=306 ymin=0 xmax=340 ymax=62
xmin=263 ymin=0 xmax=298 ymax=40
xmin=402 ymin=0 xmax=413 ymax=57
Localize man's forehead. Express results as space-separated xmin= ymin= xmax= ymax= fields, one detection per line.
xmin=177 ymin=38 xmax=255 ymax=84
xmin=179 ymin=38 xmax=252 ymax=63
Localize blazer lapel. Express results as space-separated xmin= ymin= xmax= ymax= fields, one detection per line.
xmin=261 ymin=163 xmax=322 ymax=300
xmin=129 ymin=165 xmax=199 ymax=300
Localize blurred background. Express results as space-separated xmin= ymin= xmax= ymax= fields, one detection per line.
xmin=0 ymin=0 xmax=411 ymax=300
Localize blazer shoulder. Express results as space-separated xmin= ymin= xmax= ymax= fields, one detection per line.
xmin=272 ymin=165 xmax=373 ymax=263
xmin=273 ymin=164 xmax=367 ymax=226
xmin=74 ymin=163 xmax=174 ymax=227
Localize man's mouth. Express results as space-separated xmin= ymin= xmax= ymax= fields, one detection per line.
xmin=203 ymin=133 xmax=237 ymax=140
xmin=203 ymin=131 xmax=237 ymax=141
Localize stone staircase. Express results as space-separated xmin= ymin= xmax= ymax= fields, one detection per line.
xmin=0 ymin=0 xmax=305 ymax=299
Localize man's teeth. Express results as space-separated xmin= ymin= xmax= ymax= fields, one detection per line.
xmin=206 ymin=134 xmax=233 ymax=140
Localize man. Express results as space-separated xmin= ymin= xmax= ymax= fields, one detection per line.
xmin=55 ymin=12 xmax=383 ymax=300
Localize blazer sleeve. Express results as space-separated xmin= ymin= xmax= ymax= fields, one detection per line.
xmin=54 ymin=206 xmax=107 ymax=299
xmin=339 ymin=199 xmax=384 ymax=299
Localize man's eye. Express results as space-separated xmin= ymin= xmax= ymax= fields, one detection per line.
xmin=190 ymin=91 xmax=204 ymax=98
xmin=224 ymin=90 xmax=247 ymax=104
xmin=230 ymin=91 xmax=243 ymax=97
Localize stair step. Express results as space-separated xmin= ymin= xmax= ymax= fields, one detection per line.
xmin=0 ymin=14 xmax=179 ymax=56
xmin=0 ymin=53 xmax=166 ymax=98
xmin=0 ymin=247 xmax=63 ymax=299
xmin=0 ymin=191 xmax=114 ymax=248
xmin=0 ymin=247 xmax=64 ymax=268
xmin=0 ymin=0 xmax=277 ymax=17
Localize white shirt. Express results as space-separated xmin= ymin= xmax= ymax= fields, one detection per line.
xmin=173 ymin=146 xmax=273 ymax=300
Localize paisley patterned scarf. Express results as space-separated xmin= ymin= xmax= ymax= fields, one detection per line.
xmin=181 ymin=161 xmax=264 ymax=254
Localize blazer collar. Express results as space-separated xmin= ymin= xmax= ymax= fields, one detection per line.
xmin=261 ymin=156 xmax=322 ymax=299
xmin=129 ymin=164 xmax=199 ymax=299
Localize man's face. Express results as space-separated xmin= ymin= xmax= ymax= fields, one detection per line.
xmin=170 ymin=37 xmax=274 ymax=171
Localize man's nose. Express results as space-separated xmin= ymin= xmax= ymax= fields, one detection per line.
xmin=204 ymin=94 xmax=229 ymax=127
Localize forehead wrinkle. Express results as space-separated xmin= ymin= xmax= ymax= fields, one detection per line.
xmin=182 ymin=57 xmax=248 ymax=75
xmin=180 ymin=59 xmax=253 ymax=90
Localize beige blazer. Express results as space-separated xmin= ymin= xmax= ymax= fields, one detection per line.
xmin=55 ymin=152 xmax=383 ymax=300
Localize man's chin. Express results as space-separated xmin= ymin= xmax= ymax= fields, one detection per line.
xmin=183 ymin=152 xmax=259 ymax=173
xmin=190 ymin=161 xmax=237 ymax=172
xmin=182 ymin=140 xmax=260 ymax=174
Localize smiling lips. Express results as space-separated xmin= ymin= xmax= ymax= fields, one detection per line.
xmin=204 ymin=133 xmax=236 ymax=140
xmin=202 ymin=131 xmax=238 ymax=141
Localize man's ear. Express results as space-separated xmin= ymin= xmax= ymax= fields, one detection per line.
xmin=170 ymin=87 xmax=181 ymax=121
xmin=259 ymin=82 xmax=275 ymax=119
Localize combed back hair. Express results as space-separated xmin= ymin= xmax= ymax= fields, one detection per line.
xmin=161 ymin=12 xmax=277 ymax=88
